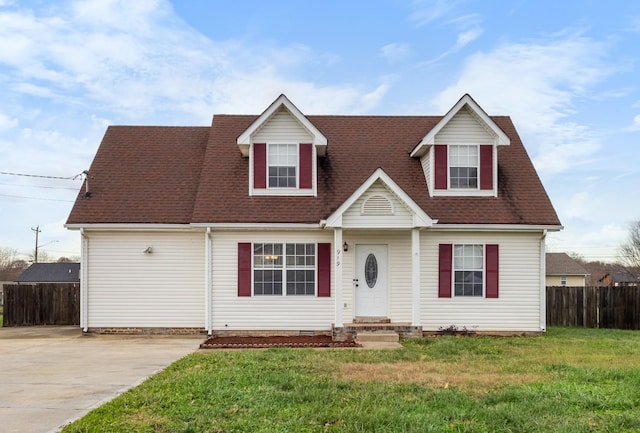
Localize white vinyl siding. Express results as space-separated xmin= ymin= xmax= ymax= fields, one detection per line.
xmin=341 ymin=231 xmax=413 ymax=323
xmin=342 ymin=181 xmax=414 ymax=228
xmin=253 ymin=106 xmax=313 ymax=143
xmin=421 ymin=231 xmax=543 ymax=332
xmin=434 ymin=106 xmax=495 ymax=144
xmin=85 ymin=231 xmax=205 ymax=328
xmin=210 ymin=230 xmax=333 ymax=331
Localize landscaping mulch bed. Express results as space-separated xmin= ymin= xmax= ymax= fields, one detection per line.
xmin=200 ymin=335 xmax=361 ymax=349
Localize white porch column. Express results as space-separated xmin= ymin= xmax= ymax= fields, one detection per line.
xmin=411 ymin=228 xmax=421 ymax=327
xmin=334 ymin=228 xmax=343 ymax=327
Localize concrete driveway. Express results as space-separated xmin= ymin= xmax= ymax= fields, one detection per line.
xmin=0 ymin=326 xmax=202 ymax=433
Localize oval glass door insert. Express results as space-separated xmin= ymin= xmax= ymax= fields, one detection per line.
xmin=365 ymin=253 xmax=378 ymax=288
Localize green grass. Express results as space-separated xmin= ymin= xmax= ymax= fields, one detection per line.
xmin=61 ymin=327 xmax=640 ymax=433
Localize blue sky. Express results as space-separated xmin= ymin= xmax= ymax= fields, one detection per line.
xmin=0 ymin=0 xmax=639 ymax=262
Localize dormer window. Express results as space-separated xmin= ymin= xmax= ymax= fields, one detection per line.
xmin=237 ymin=94 xmax=327 ymax=197
xmin=449 ymin=145 xmax=478 ymax=189
xmin=268 ymin=144 xmax=297 ymax=188
xmin=410 ymin=94 xmax=510 ymax=198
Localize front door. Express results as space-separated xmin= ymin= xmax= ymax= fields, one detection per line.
xmin=355 ymin=244 xmax=388 ymax=317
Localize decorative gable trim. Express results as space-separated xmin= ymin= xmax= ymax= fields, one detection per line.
xmin=237 ymin=94 xmax=328 ymax=157
xmin=410 ymin=94 xmax=510 ymax=157
xmin=323 ymin=168 xmax=434 ymax=228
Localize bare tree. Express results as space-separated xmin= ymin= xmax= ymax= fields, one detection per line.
xmin=0 ymin=247 xmax=28 ymax=280
xmin=619 ymin=220 xmax=640 ymax=276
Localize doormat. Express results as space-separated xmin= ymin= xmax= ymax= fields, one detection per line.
xmin=200 ymin=335 xmax=361 ymax=349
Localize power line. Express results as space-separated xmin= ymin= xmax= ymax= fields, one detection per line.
xmin=0 ymin=171 xmax=84 ymax=180
xmin=0 ymin=182 xmax=79 ymax=191
xmin=0 ymin=193 xmax=75 ymax=203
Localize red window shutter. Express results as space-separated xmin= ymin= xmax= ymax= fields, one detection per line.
xmin=486 ymin=244 xmax=499 ymax=298
xmin=438 ymin=244 xmax=452 ymax=298
xmin=434 ymin=145 xmax=448 ymax=190
xmin=253 ymin=143 xmax=266 ymax=189
xmin=317 ymin=243 xmax=331 ymax=297
xmin=238 ymin=243 xmax=252 ymax=297
xmin=299 ymin=143 xmax=312 ymax=189
xmin=480 ymin=145 xmax=493 ymax=190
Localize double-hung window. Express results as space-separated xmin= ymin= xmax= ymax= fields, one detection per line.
xmin=449 ymin=145 xmax=478 ymax=189
xmin=453 ymin=244 xmax=484 ymax=296
xmin=268 ymin=144 xmax=297 ymax=188
xmin=253 ymin=243 xmax=316 ymax=296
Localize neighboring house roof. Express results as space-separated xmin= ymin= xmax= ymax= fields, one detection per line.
xmin=546 ymin=253 xmax=589 ymax=276
xmin=15 ymin=263 xmax=80 ymax=283
xmin=66 ymin=103 xmax=561 ymax=227
xmin=599 ymin=272 xmax=638 ymax=284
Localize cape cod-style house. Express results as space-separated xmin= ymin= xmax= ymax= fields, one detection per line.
xmin=66 ymin=94 xmax=562 ymax=337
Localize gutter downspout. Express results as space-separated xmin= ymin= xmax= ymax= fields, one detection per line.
xmin=80 ymin=228 xmax=89 ymax=333
xmin=205 ymin=227 xmax=213 ymax=336
xmin=540 ymin=229 xmax=547 ymax=333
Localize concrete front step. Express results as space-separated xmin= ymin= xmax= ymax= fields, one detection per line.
xmin=356 ymin=332 xmax=399 ymax=343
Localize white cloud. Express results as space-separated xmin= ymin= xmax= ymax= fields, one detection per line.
xmin=0 ymin=0 xmax=383 ymax=123
xmin=434 ymin=33 xmax=612 ymax=174
xmin=410 ymin=0 xmax=457 ymax=27
xmin=631 ymin=114 xmax=640 ymax=130
xmin=0 ymin=113 xmax=18 ymax=130
xmin=454 ymin=27 xmax=483 ymax=50
xmin=380 ymin=43 xmax=412 ymax=63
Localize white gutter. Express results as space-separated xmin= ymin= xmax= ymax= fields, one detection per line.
xmin=65 ymin=223 xmax=194 ymax=231
xmin=80 ymin=228 xmax=89 ymax=333
xmin=191 ymin=223 xmax=322 ymax=229
xmin=540 ymin=229 xmax=547 ymax=333
xmin=205 ymin=228 xmax=213 ymax=335
xmin=431 ymin=224 xmax=563 ymax=232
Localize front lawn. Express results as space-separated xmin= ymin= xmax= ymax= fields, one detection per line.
xmin=61 ymin=327 xmax=640 ymax=432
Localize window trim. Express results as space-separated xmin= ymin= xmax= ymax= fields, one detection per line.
xmin=267 ymin=143 xmax=299 ymax=189
xmin=431 ymin=143 xmax=496 ymax=197
xmin=448 ymin=144 xmax=479 ymax=190
xmin=560 ymin=275 xmax=567 ymax=286
xmin=252 ymin=242 xmax=318 ymax=297
xmin=453 ymin=243 xmax=485 ymax=298
xmin=250 ymin=141 xmax=316 ymax=197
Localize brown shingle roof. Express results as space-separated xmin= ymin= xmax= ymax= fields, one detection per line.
xmin=67 ymin=114 xmax=561 ymax=227
xmin=546 ymin=253 xmax=588 ymax=276
xmin=67 ymin=126 xmax=209 ymax=224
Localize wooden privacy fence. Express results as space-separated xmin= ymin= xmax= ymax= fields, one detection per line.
xmin=3 ymin=283 xmax=80 ymax=326
xmin=546 ymin=286 xmax=640 ymax=330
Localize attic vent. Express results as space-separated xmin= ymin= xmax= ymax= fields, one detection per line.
xmin=361 ymin=195 xmax=394 ymax=215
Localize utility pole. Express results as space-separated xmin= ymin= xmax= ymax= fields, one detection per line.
xmin=31 ymin=226 xmax=41 ymax=263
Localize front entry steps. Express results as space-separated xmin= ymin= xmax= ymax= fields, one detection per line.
xmin=332 ymin=320 xmax=423 ymax=341
xmin=356 ymin=331 xmax=399 ymax=343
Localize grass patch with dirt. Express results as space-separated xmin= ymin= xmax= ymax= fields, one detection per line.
xmin=61 ymin=327 xmax=640 ymax=432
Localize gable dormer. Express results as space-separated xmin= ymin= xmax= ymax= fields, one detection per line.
xmin=237 ymin=94 xmax=327 ymax=196
xmin=411 ymin=94 xmax=510 ymax=197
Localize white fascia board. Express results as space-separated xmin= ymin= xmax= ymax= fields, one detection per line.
xmin=236 ymin=94 xmax=328 ymax=156
xmin=191 ymin=223 xmax=323 ymax=230
xmin=64 ymin=223 xmax=197 ymax=231
xmin=430 ymin=224 xmax=564 ymax=232
xmin=410 ymin=94 xmax=511 ymax=158
xmin=324 ymin=167 xmax=434 ymax=228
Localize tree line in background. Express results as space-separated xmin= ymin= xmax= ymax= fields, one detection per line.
xmin=570 ymin=219 xmax=640 ymax=285
xmin=0 ymin=246 xmax=79 ymax=281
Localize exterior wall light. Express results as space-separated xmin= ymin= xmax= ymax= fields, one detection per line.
xmin=343 ymin=242 xmax=348 ymax=252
